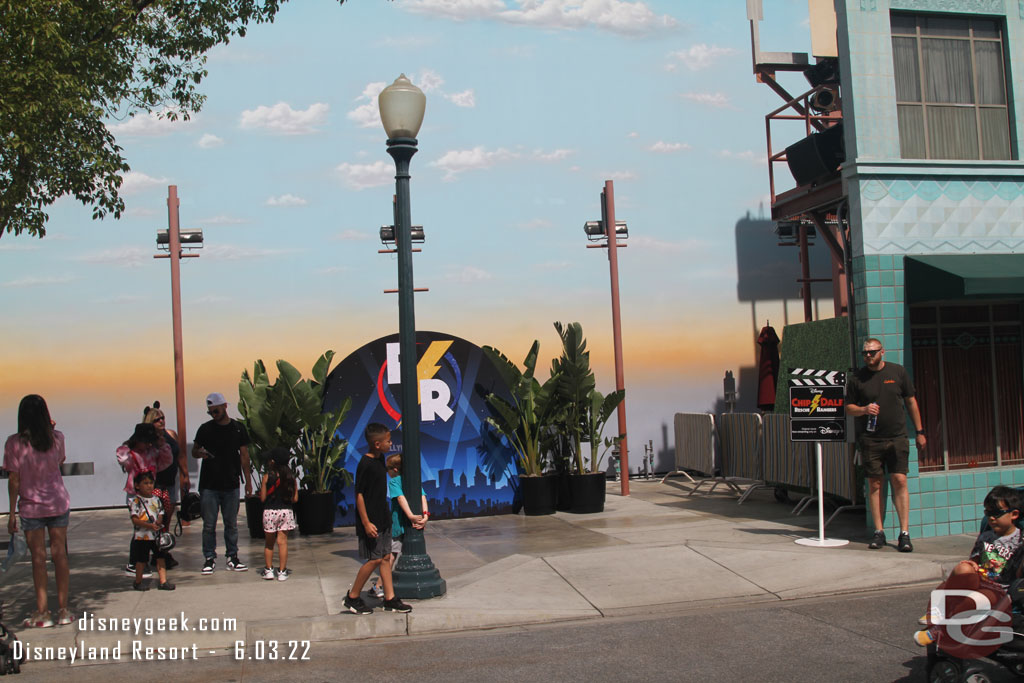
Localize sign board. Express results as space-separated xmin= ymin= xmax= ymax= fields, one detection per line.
xmin=788 ymin=368 xmax=846 ymax=442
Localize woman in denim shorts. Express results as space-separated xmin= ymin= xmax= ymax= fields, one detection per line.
xmin=3 ymin=395 xmax=72 ymax=628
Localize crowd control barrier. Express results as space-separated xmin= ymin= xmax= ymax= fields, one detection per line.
xmin=662 ymin=413 xmax=736 ymax=494
xmin=717 ymin=412 xmax=766 ymax=503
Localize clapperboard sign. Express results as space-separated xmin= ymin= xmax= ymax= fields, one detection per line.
xmin=788 ymin=368 xmax=846 ymax=442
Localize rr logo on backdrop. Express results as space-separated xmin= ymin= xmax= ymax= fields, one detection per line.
xmin=322 ymin=331 xmax=516 ymax=526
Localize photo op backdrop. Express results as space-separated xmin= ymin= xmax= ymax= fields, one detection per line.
xmin=322 ymin=331 xmax=517 ymax=526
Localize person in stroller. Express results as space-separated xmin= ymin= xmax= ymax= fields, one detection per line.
xmin=915 ymin=485 xmax=1024 ymax=647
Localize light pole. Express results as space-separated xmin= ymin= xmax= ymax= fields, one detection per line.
xmin=378 ymin=74 xmax=445 ymax=599
xmin=154 ymin=186 xmax=203 ymax=487
xmin=584 ymin=180 xmax=630 ymax=496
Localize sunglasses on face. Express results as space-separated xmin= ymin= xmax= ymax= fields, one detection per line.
xmin=985 ymin=507 xmax=1012 ymax=518
xmin=862 ymin=349 xmax=882 ymax=357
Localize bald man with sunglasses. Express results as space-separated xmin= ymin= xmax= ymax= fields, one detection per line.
xmin=848 ymin=338 xmax=926 ymax=553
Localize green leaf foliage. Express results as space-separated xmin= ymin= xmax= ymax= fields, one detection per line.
xmin=238 ymin=351 xmax=352 ymax=493
xmin=0 ymin=0 xmax=356 ymax=239
xmin=551 ymin=321 xmax=594 ymax=474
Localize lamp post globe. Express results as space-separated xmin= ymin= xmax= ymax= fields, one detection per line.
xmin=376 ymin=74 xmax=445 ymax=599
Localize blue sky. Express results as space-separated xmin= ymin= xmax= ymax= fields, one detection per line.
xmin=1 ymin=0 xmax=826 ymax=497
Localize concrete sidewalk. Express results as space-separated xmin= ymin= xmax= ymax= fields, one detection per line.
xmin=0 ymin=479 xmax=971 ymax=668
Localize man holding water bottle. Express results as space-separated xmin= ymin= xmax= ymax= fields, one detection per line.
xmin=848 ymin=338 xmax=926 ymax=552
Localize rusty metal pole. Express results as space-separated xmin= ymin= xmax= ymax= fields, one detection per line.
xmin=166 ymin=186 xmax=188 ymax=463
xmin=799 ymin=223 xmax=812 ymax=322
xmin=601 ymin=181 xmax=630 ymax=496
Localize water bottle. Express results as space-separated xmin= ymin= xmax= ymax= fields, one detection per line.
xmin=866 ymin=403 xmax=878 ymax=432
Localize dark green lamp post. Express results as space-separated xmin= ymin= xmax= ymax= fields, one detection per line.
xmin=378 ymin=74 xmax=446 ymax=599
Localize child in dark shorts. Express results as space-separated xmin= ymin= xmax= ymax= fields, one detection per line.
xmin=341 ymin=423 xmax=411 ymax=615
xmin=128 ymin=471 xmax=174 ymax=591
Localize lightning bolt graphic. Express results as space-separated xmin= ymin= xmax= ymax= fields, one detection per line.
xmin=809 ymin=394 xmax=821 ymax=415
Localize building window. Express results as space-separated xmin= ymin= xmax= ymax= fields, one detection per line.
xmin=911 ymin=302 xmax=1024 ymax=472
xmin=891 ymin=12 xmax=1012 ymax=160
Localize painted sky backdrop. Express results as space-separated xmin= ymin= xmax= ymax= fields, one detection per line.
xmin=1 ymin=0 xmax=834 ymax=502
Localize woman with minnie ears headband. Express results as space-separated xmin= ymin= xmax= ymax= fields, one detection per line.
xmin=142 ymin=402 xmax=190 ymax=524
xmin=116 ymin=422 xmax=172 ymax=577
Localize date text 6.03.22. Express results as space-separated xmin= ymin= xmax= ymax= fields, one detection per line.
xmin=233 ymin=640 xmax=310 ymax=661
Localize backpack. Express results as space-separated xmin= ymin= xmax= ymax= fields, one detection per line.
xmin=175 ymin=490 xmax=202 ymax=535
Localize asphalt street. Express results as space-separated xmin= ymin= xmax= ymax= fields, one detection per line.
xmin=19 ymin=585 xmax=1019 ymax=683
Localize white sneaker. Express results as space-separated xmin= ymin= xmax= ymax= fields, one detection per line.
xmin=277 ymin=568 xmax=292 ymax=582
xmin=368 ymin=579 xmax=384 ymax=599
xmin=261 ymin=567 xmax=276 ymax=580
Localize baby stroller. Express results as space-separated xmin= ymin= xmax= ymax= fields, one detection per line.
xmin=926 ymin=510 xmax=1024 ymax=683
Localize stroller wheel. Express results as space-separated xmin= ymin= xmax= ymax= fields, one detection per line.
xmin=962 ymin=672 xmax=991 ymax=683
xmin=773 ymin=487 xmax=790 ymax=504
xmin=927 ymin=657 xmax=960 ymax=683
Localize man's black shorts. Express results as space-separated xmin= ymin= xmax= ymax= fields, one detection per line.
xmin=859 ymin=437 xmax=910 ymax=477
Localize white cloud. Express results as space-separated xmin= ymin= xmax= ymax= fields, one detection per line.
xmin=719 ymin=149 xmax=768 ymax=165
xmin=418 ymin=69 xmax=445 ymax=93
xmin=265 ymin=194 xmax=308 ymax=207
xmin=443 ymin=265 xmax=492 ymax=283
xmin=431 ymin=146 xmax=572 ymax=180
xmin=240 ymin=102 xmax=329 ymax=135
xmin=333 ymin=230 xmax=372 ymax=241
xmin=198 ymin=215 xmax=247 ymax=225
xmin=108 ymin=110 xmax=191 ymax=137
xmin=0 ymin=242 xmax=40 ymax=252
xmin=191 ymin=294 xmax=233 ymax=304
xmin=125 ymin=207 xmax=158 ymax=218
xmin=202 ymin=245 xmax=300 ymax=261
xmin=93 ymin=294 xmax=147 ymax=305
xmin=533 ymin=148 xmax=573 ymax=161
xmin=682 ymin=92 xmax=732 ymax=109
xmin=518 ymin=218 xmax=554 ymax=230
xmin=75 ymin=246 xmax=151 ymax=268
xmin=431 ymin=146 xmax=518 ymax=180
xmin=668 ymin=44 xmax=737 ymax=71
xmin=2 ymin=275 xmax=76 ymax=288
xmin=627 ymin=131 xmax=639 ymax=138
xmin=401 ymin=0 xmax=679 ymax=36
xmin=316 ymin=265 xmax=351 ymax=275
xmin=446 ymin=89 xmax=476 ymax=107
xmin=120 ymin=171 xmax=169 ymax=196
xmin=603 ymin=170 xmax=636 ymax=181
xmin=336 ymin=160 xmax=394 ymax=190
xmin=198 ymin=133 xmax=224 ymax=149
xmin=647 ymin=141 xmax=691 ymax=153
xmin=348 ymin=82 xmax=388 ymax=129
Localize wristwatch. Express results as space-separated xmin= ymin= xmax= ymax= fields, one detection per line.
xmin=916 ymin=429 xmax=925 ymax=435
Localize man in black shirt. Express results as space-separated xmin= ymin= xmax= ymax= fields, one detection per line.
xmin=193 ymin=392 xmax=252 ymax=574
xmin=848 ymin=338 xmax=926 ymax=552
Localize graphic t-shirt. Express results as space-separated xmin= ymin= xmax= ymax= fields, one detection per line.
xmin=847 ymin=362 xmax=915 ymax=439
xmin=971 ymin=527 xmax=1023 ymax=582
xmin=129 ymin=494 xmax=163 ymax=541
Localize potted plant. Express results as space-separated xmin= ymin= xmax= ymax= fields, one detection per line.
xmin=482 ymin=341 xmax=563 ymax=515
xmin=239 ymin=351 xmax=353 ymax=535
xmin=551 ymin=322 xmax=624 ymax=514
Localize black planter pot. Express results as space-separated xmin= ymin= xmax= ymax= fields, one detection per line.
xmin=556 ymin=470 xmax=573 ymax=511
xmin=297 ymin=491 xmax=335 ymax=535
xmin=519 ymin=475 xmax=558 ymax=516
xmin=244 ymin=496 xmax=264 ymax=539
xmin=569 ymin=472 xmax=606 ymax=514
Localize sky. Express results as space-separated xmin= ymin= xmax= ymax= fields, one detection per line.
xmin=0 ymin=0 xmax=833 ymax=503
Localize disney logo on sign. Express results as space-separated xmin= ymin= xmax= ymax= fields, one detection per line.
xmin=818 ymin=424 xmax=843 ymax=436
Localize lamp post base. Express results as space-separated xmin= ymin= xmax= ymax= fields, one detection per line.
xmin=393 ymin=552 xmax=446 ymax=599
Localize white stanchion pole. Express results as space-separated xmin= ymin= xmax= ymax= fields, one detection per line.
xmin=795 ymin=442 xmax=848 ymax=548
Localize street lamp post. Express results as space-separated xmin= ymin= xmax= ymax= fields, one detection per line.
xmin=154 ymin=186 xmax=203 ymax=476
xmin=584 ymin=180 xmax=631 ymax=496
xmin=378 ymin=74 xmax=445 ymax=599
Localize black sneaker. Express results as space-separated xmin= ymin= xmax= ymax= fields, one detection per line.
xmin=133 ymin=581 xmax=148 ymax=591
xmin=898 ymin=531 xmax=914 ymax=553
xmin=868 ymin=530 xmax=887 ymax=549
xmin=125 ymin=563 xmax=154 ymax=578
xmin=157 ymin=581 xmax=176 ymax=591
xmin=201 ymin=558 xmax=215 ymax=575
xmin=342 ymin=594 xmax=373 ymax=615
xmin=382 ymin=597 xmax=412 ymax=613
xmin=226 ymin=556 xmax=247 ymax=572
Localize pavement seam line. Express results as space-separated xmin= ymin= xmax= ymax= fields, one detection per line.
xmin=684 ymin=542 xmax=782 ymax=600
xmin=540 ymin=557 xmax=605 ymax=617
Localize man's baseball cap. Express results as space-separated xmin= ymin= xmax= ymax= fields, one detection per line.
xmin=206 ymin=392 xmax=228 ymax=407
